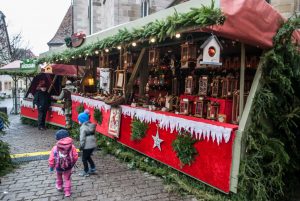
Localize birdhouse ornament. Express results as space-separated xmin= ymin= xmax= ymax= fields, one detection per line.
xmin=200 ymin=35 xmax=223 ymax=66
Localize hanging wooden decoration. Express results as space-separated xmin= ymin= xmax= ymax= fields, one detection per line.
xmin=172 ymin=77 xmax=179 ymax=96
xmin=148 ymin=48 xmax=160 ymax=66
xmin=198 ymin=75 xmax=209 ymax=96
xmin=100 ymin=53 xmax=109 ymax=68
xmin=221 ymin=75 xmax=238 ymax=98
xmin=179 ymin=98 xmax=192 ymax=115
xmin=185 ymin=76 xmax=194 ymax=95
xmin=180 ymin=42 xmax=197 ymax=69
xmin=207 ymin=101 xmax=220 ymax=120
xmin=232 ymin=90 xmax=249 ymax=124
xmin=199 ymin=35 xmax=223 ymax=67
xmin=123 ymin=51 xmax=133 ymax=71
xmin=211 ymin=77 xmax=221 ymax=97
xmin=194 ymin=96 xmax=208 ymax=118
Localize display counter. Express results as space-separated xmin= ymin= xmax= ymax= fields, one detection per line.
xmin=69 ymin=94 xmax=238 ymax=192
xmin=20 ymin=98 xmax=66 ymax=127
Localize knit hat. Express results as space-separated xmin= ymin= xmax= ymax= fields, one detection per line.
xmin=78 ymin=112 xmax=90 ymax=124
xmin=55 ymin=129 xmax=69 ymax=140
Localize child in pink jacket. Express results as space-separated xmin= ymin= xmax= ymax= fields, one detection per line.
xmin=49 ymin=129 xmax=78 ymax=197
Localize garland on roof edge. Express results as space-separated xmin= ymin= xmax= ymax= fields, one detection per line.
xmin=38 ymin=0 xmax=225 ymax=64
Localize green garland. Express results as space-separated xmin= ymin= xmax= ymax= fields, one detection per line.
xmin=172 ymin=131 xmax=198 ymax=168
xmin=76 ymin=103 xmax=85 ymax=114
xmin=38 ymin=0 xmax=225 ymax=64
xmin=234 ymin=16 xmax=300 ymax=201
xmin=94 ymin=108 xmax=103 ymax=125
xmin=0 ymin=112 xmax=13 ymax=176
xmin=130 ymin=119 xmax=148 ymax=141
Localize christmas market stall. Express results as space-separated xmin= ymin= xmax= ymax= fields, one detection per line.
xmin=20 ymin=63 xmax=84 ymax=127
xmin=35 ymin=0 xmax=297 ymax=194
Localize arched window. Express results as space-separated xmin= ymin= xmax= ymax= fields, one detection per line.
xmin=141 ymin=0 xmax=149 ymax=17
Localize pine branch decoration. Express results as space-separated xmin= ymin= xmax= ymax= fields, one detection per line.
xmin=172 ymin=131 xmax=198 ymax=168
xmin=94 ymin=108 xmax=103 ymax=125
xmin=131 ymin=119 xmax=148 ymax=141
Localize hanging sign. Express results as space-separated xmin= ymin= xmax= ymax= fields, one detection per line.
xmin=21 ymin=59 xmax=37 ymax=69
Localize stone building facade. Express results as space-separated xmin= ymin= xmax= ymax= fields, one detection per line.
xmin=73 ymin=0 xmax=174 ymax=35
xmin=270 ymin=0 xmax=300 ymax=18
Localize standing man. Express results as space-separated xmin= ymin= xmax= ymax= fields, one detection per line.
xmin=52 ymin=80 xmax=75 ymax=129
xmin=33 ymin=84 xmax=51 ymax=130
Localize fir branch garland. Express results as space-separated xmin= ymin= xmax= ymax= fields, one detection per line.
xmin=172 ymin=131 xmax=198 ymax=168
xmin=94 ymin=108 xmax=103 ymax=125
xmin=130 ymin=119 xmax=148 ymax=141
xmin=38 ymin=1 xmax=225 ymax=64
xmin=234 ymin=16 xmax=300 ymax=201
xmin=76 ymin=103 xmax=85 ymax=114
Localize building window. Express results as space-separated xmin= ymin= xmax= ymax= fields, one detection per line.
xmin=4 ymin=82 xmax=8 ymax=90
xmin=8 ymin=82 xmax=12 ymax=90
xmin=141 ymin=0 xmax=149 ymax=17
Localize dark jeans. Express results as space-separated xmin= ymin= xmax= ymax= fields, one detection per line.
xmin=38 ymin=109 xmax=47 ymax=128
xmin=82 ymin=149 xmax=95 ymax=173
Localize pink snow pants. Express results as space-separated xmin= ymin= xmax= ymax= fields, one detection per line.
xmin=56 ymin=169 xmax=72 ymax=195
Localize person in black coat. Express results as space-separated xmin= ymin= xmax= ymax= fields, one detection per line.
xmin=33 ymin=84 xmax=51 ymax=130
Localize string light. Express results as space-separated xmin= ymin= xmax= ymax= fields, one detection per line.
xmin=105 ymin=48 xmax=109 ymax=52
xmin=175 ymin=33 xmax=181 ymax=38
xmin=150 ymin=38 xmax=156 ymax=43
xmin=72 ymin=56 xmax=75 ymax=59
xmin=79 ymin=55 xmax=82 ymax=58
xmin=117 ymin=46 xmax=122 ymax=50
xmin=95 ymin=50 xmax=99 ymax=55
xmin=132 ymin=42 xmax=137 ymax=47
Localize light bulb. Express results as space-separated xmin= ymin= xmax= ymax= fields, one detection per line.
xmin=175 ymin=33 xmax=181 ymax=38
xmin=105 ymin=48 xmax=109 ymax=52
xmin=95 ymin=50 xmax=99 ymax=54
xmin=117 ymin=46 xmax=121 ymax=50
xmin=132 ymin=42 xmax=137 ymax=47
xmin=150 ymin=38 xmax=156 ymax=43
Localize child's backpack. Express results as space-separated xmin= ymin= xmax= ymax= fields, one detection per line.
xmin=54 ymin=144 xmax=74 ymax=171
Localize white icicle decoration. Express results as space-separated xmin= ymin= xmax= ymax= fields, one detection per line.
xmin=121 ymin=105 xmax=234 ymax=144
xmin=71 ymin=95 xmax=111 ymax=111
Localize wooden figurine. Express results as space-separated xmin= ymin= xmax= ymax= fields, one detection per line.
xmin=211 ymin=77 xmax=221 ymax=97
xmin=185 ymin=76 xmax=194 ymax=95
xmin=148 ymin=48 xmax=160 ymax=66
xmin=198 ymin=75 xmax=209 ymax=96
xmin=181 ymin=42 xmax=197 ymax=69
xmin=194 ymin=96 xmax=208 ymax=118
xmin=207 ymin=101 xmax=220 ymax=120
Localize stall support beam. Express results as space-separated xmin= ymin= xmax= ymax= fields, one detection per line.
xmin=230 ymin=59 xmax=263 ymax=193
xmin=239 ymin=43 xmax=245 ymax=118
xmin=125 ymin=48 xmax=146 ymax=103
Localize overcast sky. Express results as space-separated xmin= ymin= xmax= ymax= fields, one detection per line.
xmin=0 ymin=0 xmax=71 ymax=56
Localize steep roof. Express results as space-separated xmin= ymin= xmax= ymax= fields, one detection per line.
xmin=47 ymin=6 xmax=72 ymax=47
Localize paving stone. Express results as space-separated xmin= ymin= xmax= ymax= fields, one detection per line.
xmin=0 ymin=113 xmax=196 ymax=201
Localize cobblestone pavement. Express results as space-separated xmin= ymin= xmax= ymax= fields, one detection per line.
xmin=1 ymin=115 xmax=57 ymax=154
xmin=0 ymin=108 xmax=197 ymax=200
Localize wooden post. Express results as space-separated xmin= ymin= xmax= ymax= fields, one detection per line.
xmin=125 ymin=48 xmax=146 ymax=103
xmin=139 ymin=49 xmax=149 ymax=96
xmin=239 ymin=43 xmax=245 ymax=119
xmin=230 ymin=58 xmax=263 ymax=193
